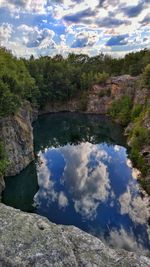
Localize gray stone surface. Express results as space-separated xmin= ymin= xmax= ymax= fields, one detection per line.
xmin=0 ymin=204 xmax=150 ymax=267
xmin=0 ymin=102 xmax=36 ymax=177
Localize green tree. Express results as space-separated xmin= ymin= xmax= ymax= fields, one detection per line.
xmin=141 ymin=64 xmax=150 ymax=89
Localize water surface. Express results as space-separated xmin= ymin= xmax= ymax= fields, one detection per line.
xmin=3 ymin=113 xmax=150 ymax=255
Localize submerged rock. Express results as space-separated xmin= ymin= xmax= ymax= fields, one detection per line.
xmin=0 ymin=204 xmax=150 ymax=267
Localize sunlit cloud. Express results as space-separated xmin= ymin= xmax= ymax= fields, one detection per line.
xmin=0 ymin=22 xmax=13 ymax=46
xmin=58 ymin=191 xmax=68 ymax=208
xmin=60 ymin=142 xmax=110 ymax=219
xmin=0 ymin=0 xmax=150 ymax=57
xmin=34 ymin=151 xmax=58 ymax=207
xmin=119 ymin=185 xmax=150 ymax=224
xmin=106 ymin=226 xmax=150 ymax=256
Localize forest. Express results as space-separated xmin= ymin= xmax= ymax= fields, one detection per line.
xmin=0 ymin=47 xmax=150 ymax=117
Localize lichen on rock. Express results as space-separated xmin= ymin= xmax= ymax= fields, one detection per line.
xmin=0 ymin=204 xmax=150 ymax=267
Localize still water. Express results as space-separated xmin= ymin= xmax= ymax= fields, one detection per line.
xmin=3 ymin=113 xmax=150 ymax=255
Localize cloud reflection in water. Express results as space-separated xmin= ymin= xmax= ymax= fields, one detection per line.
xmin=60 ymin=142 xmax=110 ymax=219
xmin=34 ymin=141 xmax=150 ymax=255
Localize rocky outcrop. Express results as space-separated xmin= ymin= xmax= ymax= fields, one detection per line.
xmin=40 ymin=100 xmax=79 ymax=114
xmin=87 ymin=75 xmax=137 ymax=114
xmin=39 ymin=75 xmax=138 ymax=115
xmin=0 ymin=102 xmax=37 ymax=177
xmin=0 ymin=203 xmax=150 ymax=267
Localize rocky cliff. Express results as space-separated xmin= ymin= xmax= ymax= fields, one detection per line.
xmin=87 ymin=75 xmax=137 ymax=114
xmin=0 ymin=102 xmax=38 ymax=196
xmin=0 ymin=203 xmax=150 ymax=267
xmin=40 ymin=75 xmax=138 ymax=115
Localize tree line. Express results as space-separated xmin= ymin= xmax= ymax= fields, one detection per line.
xmin=1 ymin=47 xmax=150 ymax=117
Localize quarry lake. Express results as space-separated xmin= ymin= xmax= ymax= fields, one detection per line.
xmin=3 ymin=113 xmax=150 ymax=255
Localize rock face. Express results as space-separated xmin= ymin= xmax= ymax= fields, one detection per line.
xmin=0 ymin=203 xmax=150 ymax=267
xmin=0 ymin=102 xmax=37 ymax=177
xmin=40 ymin=99 xmax=79 ymax=114
xmin=0 ymin=176 xmax=5 ymax=201
xmin=39 ymin=75 xmax=138 ymax=115
xmin=87 ymin=75 xmax=137 ymax=114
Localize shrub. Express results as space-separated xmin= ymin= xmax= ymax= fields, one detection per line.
xmin=141 ymin=63 xmax=150 ymax=88
xmin=108 ymin=96 xmax=132 ymax=125
xmin=94 ymin=72 xmax=109 ymax=84
xmin=131 ymin=104 xmax=143 ymax=121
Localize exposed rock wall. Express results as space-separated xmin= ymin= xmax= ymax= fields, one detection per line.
xmin=0 ymin=203 xmax=150 ymax=267
xmin=0 ymin=102 xmax=37 ymax=177
xmin=39 ymin=75 xmax=138 ymax=115
xmin=87 ymin=75 xmax=137 ymax=114
xmin=40 ymin=99 xmax=79 ymax=114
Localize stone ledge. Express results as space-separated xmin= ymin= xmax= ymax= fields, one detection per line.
xmin=0 ymin=204 xmax=150 ymax=267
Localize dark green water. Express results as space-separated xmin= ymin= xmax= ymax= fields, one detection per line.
xmin=2 ymin=113 xmax=150 ymax=255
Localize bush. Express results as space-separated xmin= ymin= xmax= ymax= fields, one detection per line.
xmin=94 ymin=72 xmax=109 ymax=84
xmin=131 ymin=125 xmax=150 ymax=149
xmin=130 ymin=147 xmax=148 ymax=176
xmin=108 ymin=96 xmax=132 ymax=125
xmin=141 ymin=63 xmax=150 ymax=89
xmin=131 ymin=104 xmax=143 ymax=121
xmin=128 ymin=113 xmax=150 ymax=176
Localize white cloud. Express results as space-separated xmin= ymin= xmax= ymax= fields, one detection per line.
xmin=126 ymin=158 xmax=141 ymax=179
xmin=58 ymin=191 xmax=68 ymax=208
xmin=119 ymin=186 xmax=150 ymax=225
xmin=18 ymin=25 xmax=56 ymax=49
xmin=107 ymin=226 xmax=150 ymax=255
xmin=0 ymin=0 xmax=47 ymax=13
xmin=0 ymin=23 xmax=13 ymax=46
xmin=34 ymin=151 xmax=57 ymax=207
xmin=60 ymin=142 xmax=110 ymax=219
xmin=0 ymin=0 xmax=150 ymax=57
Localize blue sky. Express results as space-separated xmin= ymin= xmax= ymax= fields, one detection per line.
xmin=0 ymin=0 xmax=150 ymax=58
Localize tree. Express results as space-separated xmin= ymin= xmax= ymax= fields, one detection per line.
xmin=141 ymin=64 xmax=150 ymax=89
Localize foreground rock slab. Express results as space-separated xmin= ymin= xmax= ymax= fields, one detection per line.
xmin=0 ymin=204 xmax=150 ymax=267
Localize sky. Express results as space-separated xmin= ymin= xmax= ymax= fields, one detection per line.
xmin=0 ymin=0 xmax=150 ymax=58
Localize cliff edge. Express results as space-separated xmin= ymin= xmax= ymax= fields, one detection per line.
xmin=0 ymin=203 xmax=150 ymax=267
